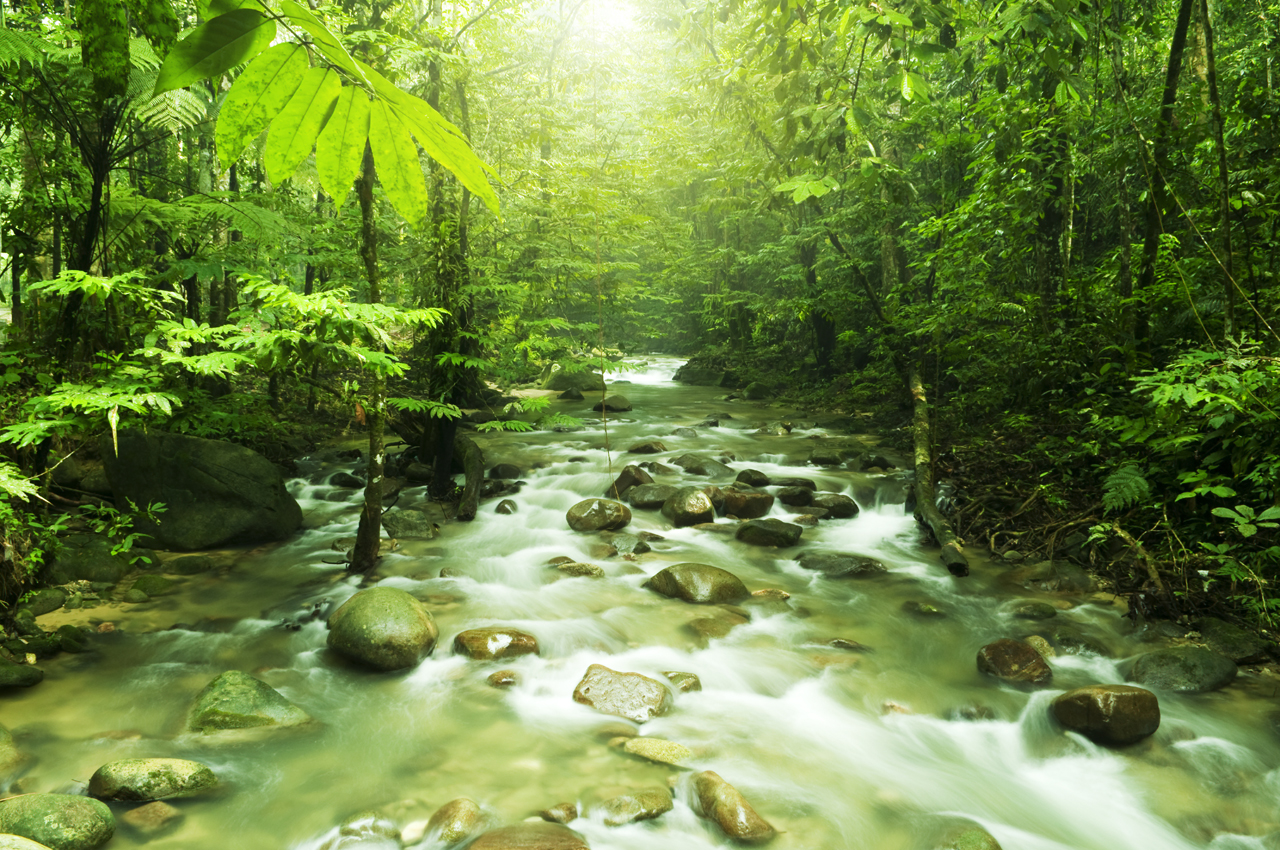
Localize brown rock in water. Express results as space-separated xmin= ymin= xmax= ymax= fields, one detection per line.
xmin=566 ymin=499 xmax=631 ymax=532
xmin=453 ymin=628 xmax=540 ymax=660
xmin=810 ymin=493 xmax=859 ymax=518
xmin=606 ymin=464 xmax=653 ymax=499
xmin=663 ymin=671 xmax=702 ymax=692
xmin=428 ymin=798 xmax=484 ymax=845
xmin=693 ymin=770 xmax=776 ymax=844
xmin=495 ymin=499 xmax=518 ymax=515
xmin=601 ymin=787 xmax=673 ymax=826
xmin=122 ymin=801 xmax=182 ymax=837
xmin=645 ymin=563 xmax=749 ymax=604
xmin=661 ymin=487 xmax=715 ymax=527
xmin=735 ymin=469 xmax=771 ymax=487
xmin=735 ymin=518 xmax=802 ymax=547
xmin=976 ymin=638 xmax=1053 ymax=686
xmin=722 ymin=490 xmax=775 ymax=519
xmin=539 ymin=803 xmax=578 ymax=824
xmin=1051 ymin=685 xmax=1160 ymax=745
xmin=556 ymin=562 xmax=605 ymax=578
xmin=689 ymin=611 xmax=749 ymax=640
xmin=469 ymin=823 xmax=588 ymax=850
xmin=572 ymin=664 xmax=673 ymax=723
xmin=592 ymin=395 xmax=632 ymax=412
xmin=627 ymin=441 xmax=666 ymax=455
xmin=487 ymin=670 xmax=518 ymax=688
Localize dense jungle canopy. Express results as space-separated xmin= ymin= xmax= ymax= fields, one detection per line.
xmin=0 ymin=0 xmax=1278 ymax=628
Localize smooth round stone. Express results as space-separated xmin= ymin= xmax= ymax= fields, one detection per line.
xmin=735 ymin=469 xmax=771 ymax=487
xmin=601 ymin=788 xmax=673 ymax=826
xmin=644 ymin=563 xmax=749 ymax=604
xmin=627 ymin=484 xmax=678 ymax=509
xmin=661 ymin=487 xmax=714 ymax=527
xmin=721 ymin=490 xmax=774 ymax=519
xmin=775 ymin=486 xmax=813 ymax=506
xmin=566 ymin=499 xmax=631 ymax=532
xmin=539 ymin=803 xmax=578 ymax=824
xmin=327 ymin=587 xmax=438 ymax=671
xmin=186 ymin=670 xmax=312 ymax=733
xmin=735 ymin=518 xmax=802 ymax=547
xmin=1051 ymin=685 xmax=1160 ymax=745
xmin=487 ymin=670 xmax=518 ymax=687
xmin=976 ymin=638 xmax=1052 ymax=686
xmin=453 ymin=628 xmax=539 ymax=660
xmin=427 ymin=799 xmax=483 ymax=845
xmin=811 ymin=493 xmax=859 ymax=518
xmin=623 ymin=737 xmax=692 ymax=766
xmin=627 ymin=441 xmax=666 ymax=454
xmin=469 ymin=824 xmax=587 ymax=850
xmin=693 ymin=771 xmax=775 ymax=844
xmin=0 ymin=794 xmax=114 ymax=850
xmin=88 ymin=758 xmax=217 ymax=802
xmin=1127 ymin=646 xmax=1237 ymax=693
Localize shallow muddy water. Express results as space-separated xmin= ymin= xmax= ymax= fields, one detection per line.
xmin=10 ymin=357 xmax=1280 ymax=850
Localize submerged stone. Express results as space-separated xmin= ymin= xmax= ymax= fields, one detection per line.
xmin=976 ymin=639 xmax=1052 ymax=686
xmin=469 ymin=824 xmax=587 ymax=850
xmin=601 ymin=788 xmax=673 ymax=826
xmin=573 ymin=664 xmax=673 ymax=723
xmin=1127 ymin=646 xmax=1237 ymax=693
xmin=735 ymin=518 xmax=802 ymax=547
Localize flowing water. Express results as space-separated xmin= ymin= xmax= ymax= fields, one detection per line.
xmin=11 ymin=356 xmax=1280 ymax=849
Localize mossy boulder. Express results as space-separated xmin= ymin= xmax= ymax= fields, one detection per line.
xmin=0 ymin=794 xmax=114 ymax=850
xmin=327 ymin=587 xmax=438 ymax=671
xmin=0 ymin=658 xmax=42 ymax=688
xmin=88 ymin=758 xmax=217 ymax=802
xmin=1127 ymin=646 xmax=1237 ymax=693
xmin=131 ymin=575 xmax=176 ymax=597
xmin=46 ymin=534 xmax=136 ymax=584
xmin=186 ymin=670 xmax=312 ymax=733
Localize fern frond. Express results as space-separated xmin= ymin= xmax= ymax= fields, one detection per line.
xmin=0 ymin=27 xmax=51 ymax=68
xmin=135 ymin=88 xmax=208 ymax=132
xmin=1103 ymin=463 xmax=1151 ymax=513
xmin=0 ymin=460 xmax=41 ymax=501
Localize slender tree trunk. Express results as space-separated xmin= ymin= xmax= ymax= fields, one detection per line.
xmin=1200 ymin=0 xmax=1235 ymax=339
xmin=351 ymin=143 xmax=385 ymax=576
xmin=8 ymin=234 xmax=20 ymax=331
xmin=910 ymin=363 xmax=969 ymax=576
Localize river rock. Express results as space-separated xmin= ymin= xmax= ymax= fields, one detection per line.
xmin=742 ymin=382 xmax=770 ymax=400
xmin=688 ymin=610 xmax=748 ymax=640
xmin=722 ymin=490 xmax=775 ymax=519
xmin=327 ymin=587 xmax=438 ymax=671
xmin=19 ymin=588 xmax=66 ymax=617
xmin=428 ymin=798 xmax=484 ymax=845
xmin=187 ymin=670 xmax=312 ymax=732
xmin=796 ymin=552 xmax=887 ymax=578
xmin=645 ymin=563 xmax=749 ymax=604
xmin=606 ymin=465 xmax=653 ymax=500
xmin=453 ymin=628 xmax=539 ymax=660
xmin=1051 ymin=685 xmax=1160 ymax=745
xmin=734 ymin=469 xmax=770 ymax=488
xmin=543 ymin=368 xmax=605 ymax=393
xmin=1196 ymin=617 xmax=1273 ymax=664
xmin=601 ymin=788 xmax=673 ymax=826
xmin=627 ymin=441 xmax=666 ymax=454
xmin=45 ymin=533 xmax=136 ymax=584
xmin=0 ymin=725 xmax=21 ymax=775
xmin=693 ymin=770 xmax=775 ymax=844
xmin=331 ymin=471 xmax=363 ymax=488
xmin=168 ymin=554 xmax=217 ymax=575
xmin=627 ymin=484 xmax=678 ymax=509
xmin=811 ymin=493 xmax=858 ymax=518
xmin=572 ymin=664 xmax=673 ymax=723
xmin=383 ymin=509 xmax=439 ymax=539
xmin=775 ymin=477 xmax=817 ymax=490
xmin=566 ymin=499 xmax=631 ymax=532
xmin=736 ymin=518 xmax=802 ymax=547
xmin=592 ymin=394 xmax=632 ymax=412
xmin=132 ymin=575 xmax=175 ymax=596
xmin=1011 ymin=602 xmax=1057 ymax=621
xmin=88 ymin=758 xmax=217 ymax=801
xmin=937 ymin=823 xmax=1002 ymax=850
xmin=121 ymin=801 xmax=183 ymax=837
xmin=100 ymin=430 xmax=301 ymax=550
xmin=775 ymin=486 xmax=812 ymax=507
xmin=809 ymin=449 xmax=843 ymax=466
xmin=661 ymin=487 xmax=714 ymax=526
xmin=672 ymin=454 xmax=733 ymax=478
xmin=0 ymin=794 xmax=114 ymax=850
xmin=0 ymin=658 xmax=42 ymax=688
xmin=559 ymin=388 xmax=585 ymax=400
xmin=490 ymin=463 xmax=522 ymax=479
xmin=664 ymin=671 xmax=702 ymax=692
xmin=672 ymin=427 xmax=698 ymax=438
xmin=1127 ymin=646 xmax=1237 ymax=693
xmin=488 ymin=670 xmax=518 ymax=687
xmin=539 ymin=803 xmax=578 ymax=824
xmin=556 ymin=562 xmax=605 ymax=578
xmin=976 ymin=639 xmax=1052 ymax=686
xmin=496 ymin=500 xmax=518 ymax=514
xmin=623 ymin=737 xmax=692 ymax=766
xmin=469 ymin=824 xmax=587 ymax=850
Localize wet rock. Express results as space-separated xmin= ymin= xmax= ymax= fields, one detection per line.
xmin=645 ymin=563 xmax=749 ymax=604
xmin=902 ymin=601 xmax=945 ymax=618
xmin=544 ymin=368 xmax=605 ymax=393
xmin=672 ymin=454 xmax=733 ymax=478
xmin=556 ymin=562 xmax=605 ymax=578
xmin=327 ymin=587 xmax=438 ymax=671
xmin=791 ymin=514 xmax=820 ymax=528
xmin=470 ymin=824 xmax=588 ymax=850
xmin=1048 ymin=561 xmax=1093 ymax=593
xmin=627 ymin=484 xmax=678 ymax=509
xmin=592 ymin=394 xmax=632 ymax=412
xmin=721 ymin=490 xmax=775 ymax=519
xmin=559 ymin=388 xmax=585 ymax=400
xmin=606 ymin=465 xmax=653 ymax=500
xmin=539 ymin=803 xmax=578 ymax=824
xmin=1051 ymin=685 xmax=1160 ymax=745
xmin=606 ymin=533 xmax=651 ymax=556
xmin=663 ymin=671 xmax=702 ymax=692
xmin=0 ymin=658 xmax=43 ymax=688
xmin=428 ymin=798 xmax=484 ymax=844
xmin=19 ymin=588 xmax=66 ymax=616
xmin=331 ymin=471 xmax=364 ymax=488
xmin=936 ymin=823 xmax=1002 ymax=850
xmin=775 ymin=477 xmax=817 ymax=490
xmin=168 ymin=554 xmax=217 ymax=575
xmin=405 ymin=462 xmax=434 ymax=481
xmin=488 ymin=670 xmax=518 ymax=688
xmin=566 ymin=499 xmax=632 ymax=532
xmin=735 ymin=518 xmax=802 ymax=548
xmin=693 ymin=770 xmax=775 ymax=844
xmin=622 ymin=737 xmax=692 ymax=766
xmin=187 ymin=670 xmax=312 ymax=733
xmin=1010 ymin=602 xmax=1057 ymax=621
xmin=0 ymin=834 xmax=53 ymax=850
xmin=131 ymin=575 xmax=175 ymax=597
xmin=1045 ymin=627 xmax=1110 ymax=657
xmin=46 ymin=534 xmax=134 ymax=584
xmin=809 ymin=449 xmax=843 ymax=466
xmin=1127 ymin=647 xmax=1237 ymax=693
xmin=756 ymin=421 xmax=790 ymax=436
xmin=795 ymin=552 xmax=887 ymax=578
xmin=735 ymin=469 xmax=771 ymax=488
xmin=1196 ymin=617 xmax=1273 ymax=664
xmin=88 ymin=758 xmax=217 ymax=802
xmin=490 ymin=463 xmax=522 ymax=480
xmin=810 ymin=493 xmax=859 ymax=518
xmin=0 ymin=725 xmax=23 ymax=775
xmin=601 ymin=788 xmax=673 ymax=826
xmin=688 ymin=611 xmax=749 ymax=640
xmin=496 ymin=500 xmax=518 ymax=515
xmin=829 ymin=639 xmax=873 ymax=652
xmin=627 ymin=441 xmax=666 ymax=455
xmin=1024 ymin=635 xmax=1055 ymax=658
xmin=123 ymin=589 xmax=149 ymax=603
xmin=572 ymin=664 xmax=673 ymax=723
xmin=120 ymin=801 xmax=182 ymax=838
xmin=0 ymin=793 xmax=114 ymax=850
xmin=775 ymin=486 xmax=813 ymax=507
xmin=742 ymin=382 xmax=771 ymax=400
xmin=661 ymin=487 xmax=715 ymax=527
xmin=671 ymin=427 xmax=698 ymax=438
xmin=382 ymin=509 xmax=439 ymax=539
xmin=976 ymin=639 xmax=1053 ymax=686
xmin=454 ymin=628 xmax=539 ymax=660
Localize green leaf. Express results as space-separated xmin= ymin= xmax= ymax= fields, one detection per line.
xmin=154 ymin=8 xmax=276 ymax=95
xmin=1258 ymin=507 xmax=1280 ymax=522
xmin=1209 ymin=485 xmax=1237 ymax=497
xmin=906 ymin=71 xmax=930 ymax=100
xmin=264 ymin=66 xmax=342 ymax=184
xmin=315 ymin=86 xmax=371 ymax=208
xmin=368 ymin=98 xmax=430 ymax=226
xmin=1212 ymin=506 xmax=1243 ymax=520
xmin=278 ymin=0 xmax=367 ymax=86
xmin=1054 ymin=80 xmax=1068 ymax=106
xmin=216 ymin=43 xmax=309 ymax=170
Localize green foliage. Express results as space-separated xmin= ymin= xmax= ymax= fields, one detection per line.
xmin=0 ymin=461 xmax=40 ymax=502
xmin=1103 ymin=464 xmax=1151 ymax=514
xmin=77 ymin=0 xmax=131 ymax=98
xmin=79 ymin=499 xmax=165 ymax=566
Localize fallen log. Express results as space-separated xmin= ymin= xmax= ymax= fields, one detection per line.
xmin=909 ymin=364 xmax=970 ymax=577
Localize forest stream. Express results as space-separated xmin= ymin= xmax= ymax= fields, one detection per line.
xmin=8 ymin=357 xmax=1280 ymax=850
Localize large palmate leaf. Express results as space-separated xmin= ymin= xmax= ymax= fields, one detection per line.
xmin=278 ymin=0 xmax=367 ymax=87
xmin=216 ymin=43 xmax=308 ymax=169
xmin=263 ymin=66 xmax=341 ymax=184
xmin=154 ymin=8 xmax=275 ymax=95
xmin=368 ymin=99 xmax=429 ymax=226
xmin=315 ymin=86 xmax=371 ymax=207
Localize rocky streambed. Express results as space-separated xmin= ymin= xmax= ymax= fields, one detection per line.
xmin=3 ymin=357 xmax=1280 ymax=850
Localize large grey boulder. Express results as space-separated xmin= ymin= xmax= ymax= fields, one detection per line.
xmin=566 ymin=499 xmax=631 ymax=532
xmin=186 ymin=671 xmax=312 ymax=733
xmin=661 ymin=487 xmax=714 ymax=527
xmin=0 ymin=794 xmax=114 ymax=850
xmin=1127 ymin=646 xmax=1237 ymax=693
xmin=1051 ymin=685 xmax=1160 ymax=745
xmin=572 ymin=664 xmax=672 ymax=723
xmin=327 ymin=587 xmax=438 ymax=671
xmin=693 ymin=771 xmax=775 ymax=844
xmin=100 ymin=430 xmax=301 ymax=550
xmin=644 ymin=563 xmax=749 ymax=604
xmin=88 ymin=758 xmax=216 ymax=802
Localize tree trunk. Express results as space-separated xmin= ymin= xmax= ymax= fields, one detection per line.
xmin=351 ymin=143 xmax=385 ymax=576
xmin=910 ymin=363 xmax=969 ymax=577
xmin=454 ymin=434 xmax=484 ymax=522
xmin=1200 ymin=0 xmax=1235 ymax=339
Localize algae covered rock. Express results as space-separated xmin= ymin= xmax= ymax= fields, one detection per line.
xmin=327 ymin=586 xmax=438 ymax=671
xmin=88 ymin=757 xmax=217 ymax=801
xmin=427 ymin=798 xmax=484 ymax=844
xmin=0 ymin=794 xmax=114 ymax=850
xmin=187 ymin=670 xmax=312 ymax=733
xmin=1127 ymin=646 xmax=1237 ymax=693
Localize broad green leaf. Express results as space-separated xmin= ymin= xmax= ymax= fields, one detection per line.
xmin=154 ymin=8 xmax=275 ymax=95
xmin=368 ymin=99 xmax=430 ymax=225
xmin=906 ymin=71 xmax=930 ymax=100
xmin=1258 ymin=507 xmax=1280 ymax=522
xmin=1212 ymin=507 xmax=1242 ymax=520
xmin=315 ymin=86 xmax=371 ymax=207
xmin=900 ymin=71 xmax=912 ymax=101
xmin=216 ymin=43 xmax=308 ymax=170
xmin=199 ymin=0 xmax=268 ymax=18
xmin=264 ymin=66 xmax=341 ymax=184
xmin=278 ymin=0 xmax=367 ymax=86
xmin=1054 ymin=80 xmax=1068 ymax=106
